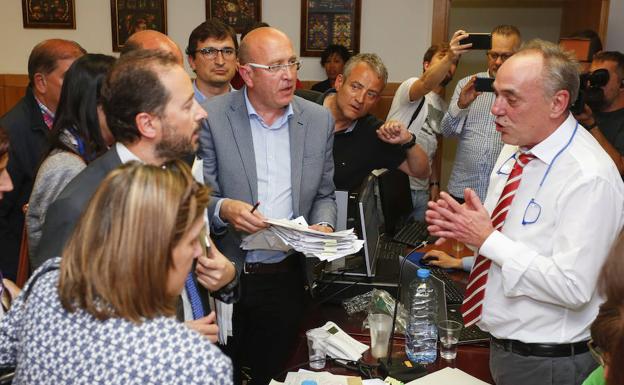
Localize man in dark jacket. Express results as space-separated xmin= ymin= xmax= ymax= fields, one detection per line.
xmin=0 ymin=39 xmax=84 ymax=280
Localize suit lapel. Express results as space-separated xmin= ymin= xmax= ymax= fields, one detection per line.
xmin=227 ymin=91 xmax=258 ymax=202
xmin=290 ymin=98 xmax=305 ymax=216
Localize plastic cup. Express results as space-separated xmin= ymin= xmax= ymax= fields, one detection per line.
xmin=438 ymin=319 xmax=462 ymax=360
xmin=306 ymin=328 xmax=329 ymax=369
xmin=368 ymin=313 xmax=393 ymax=359
xmin=451 ymin=239 xmax=465 ymax=257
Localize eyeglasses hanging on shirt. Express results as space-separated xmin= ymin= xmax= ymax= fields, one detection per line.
xmin=495 ymin=122 xmax=579 ymax=225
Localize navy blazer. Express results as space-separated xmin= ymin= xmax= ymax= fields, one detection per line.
xmin=0 ymin=87 xmax=50 ymax=279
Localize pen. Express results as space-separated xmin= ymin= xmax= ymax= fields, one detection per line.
xmin=250 ymin=201 xmax=260 ymax=214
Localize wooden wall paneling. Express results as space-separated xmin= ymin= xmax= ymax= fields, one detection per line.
xmin=560 ymin=0 xmax=609 ymax=43
xmin=432 ymin=0 xmax=451 ymax=44
xmin=0 ymin=77 xmax=5 ymax=118
xmin=300 ymin=80 xmax=399 ymax=121
xmin=431 ymin=0 xmax=452 ymax=190
xmin=0 ymin=74 xmax=29 ymax=117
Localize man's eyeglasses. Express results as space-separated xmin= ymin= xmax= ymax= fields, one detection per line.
xmin=487 ymin=51 xmax=514 ymax=62
xmin=588 ymin=339 xmax=606 ymax=367
xmin=196 ymin=47 xmax=237 ymax=60
xmin=246 ymin=61 xmax=302 ymax=74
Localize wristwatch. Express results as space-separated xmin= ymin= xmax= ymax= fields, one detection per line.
xmin=401 ymin=133 xmax=417 ymax=150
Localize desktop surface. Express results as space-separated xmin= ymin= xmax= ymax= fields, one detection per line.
xmin=284 ymin=302 xmax=493 ymax=384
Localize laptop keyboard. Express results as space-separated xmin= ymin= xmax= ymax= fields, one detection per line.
xmin=447 ymin=304 xmax=490 ymax=343
xmin=393 ymin=221 xmax=429 ymax=246
xmin=429 ymin=267 xmax=464 ymax=305
xmin=376 ymin=237 xmax=406 ymax=260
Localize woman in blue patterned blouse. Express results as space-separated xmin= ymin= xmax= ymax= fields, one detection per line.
xmin=0 ymin=160 xmax=232 ymax=385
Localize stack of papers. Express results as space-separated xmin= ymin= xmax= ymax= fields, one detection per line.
xmin=270 ymin=369 xmax=362 ymax=385
xmin=405 ymin=367 xmax=490 ymax=385
xmin=242 ymin=217 xmax=364 ymax=261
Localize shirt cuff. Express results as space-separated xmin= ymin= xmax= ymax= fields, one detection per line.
xmin=315 ymin=222 xmax=335 ymax=231
xmin=479 ymin=230 xmax=514 ymax=267
xmin=461 ymin=256 xmax=475 ymax=272
xmin=212 ymin=198 xmax=228 ymax=230
xmin=447 ymin=99 xmax=470 ymax=119
xmin=212 ymin=272 xmax=239 ymax=304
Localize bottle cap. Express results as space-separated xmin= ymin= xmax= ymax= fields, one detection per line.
xmin=417 ymin=268 xmax=430 ymax=278
xmin=302 ymin=381 xmax=318 ymax=385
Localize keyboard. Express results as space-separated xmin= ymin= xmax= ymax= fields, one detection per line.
xmin=393 ymin=221 xmax=429 ymax=246
xmin=447 ymin=304 xmax=490 ymax=343
xmin=429 ymin=267 xmax=464 ymax=305
xmin=376 ymin=236 xmax=406 ymax=261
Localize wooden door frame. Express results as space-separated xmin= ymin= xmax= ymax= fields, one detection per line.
xmin=431 ymin=0 xmax=451 ymax=44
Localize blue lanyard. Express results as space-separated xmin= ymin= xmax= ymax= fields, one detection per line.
xmin=497 ymin=122 xmax=579 ymax=225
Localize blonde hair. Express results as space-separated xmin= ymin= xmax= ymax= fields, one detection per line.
xmin=58 ymin=160 xmax=210 ymax=322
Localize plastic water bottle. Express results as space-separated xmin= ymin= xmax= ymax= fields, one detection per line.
xmin=405 ymin=268 xmax=438 ymax=364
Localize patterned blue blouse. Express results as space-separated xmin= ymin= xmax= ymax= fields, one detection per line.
xmin=0 ymin=258 xmax=232 ymax=385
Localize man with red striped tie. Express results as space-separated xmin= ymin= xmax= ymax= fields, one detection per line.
xmin=426 ymin=39 xmax=624 ymax=385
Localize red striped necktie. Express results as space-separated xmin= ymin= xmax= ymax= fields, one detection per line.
xmin=461 ymin=152 xmax=536 ymax=327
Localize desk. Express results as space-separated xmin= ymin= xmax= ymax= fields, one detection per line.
xmin=282 ymin=241 xmax=494 ymax=384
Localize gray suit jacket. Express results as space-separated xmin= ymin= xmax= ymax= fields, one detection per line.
xmin=198 ymin=89 xmax=337 ymax=273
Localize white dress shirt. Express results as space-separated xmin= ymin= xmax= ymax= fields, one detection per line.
xmin=478 ymin=113 xmax=624 ymax=343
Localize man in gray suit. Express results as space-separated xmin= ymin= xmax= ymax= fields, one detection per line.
xmin=198 ymin=27 xmax=336 ymax=385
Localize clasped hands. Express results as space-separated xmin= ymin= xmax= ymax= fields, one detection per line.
xmin=425 ymin=188 xmax=495 ymax=249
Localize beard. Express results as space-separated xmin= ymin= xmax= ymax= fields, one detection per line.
xmin=155 ymin=121 xmax=199 ymax=161
xmin=441 ymin=74 xmax=453 ymax=87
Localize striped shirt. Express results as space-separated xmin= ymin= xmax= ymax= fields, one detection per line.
xmin=440 ymin=71 xmax=503 ymax=201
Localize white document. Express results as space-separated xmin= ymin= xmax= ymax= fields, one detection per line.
xmin=284 ymin=370 xmax=351 ymax=385
xmin=241 ymin=216 xmax=364 ymax=261
xmin=317 ymin=321 xmax=369 ymax=361
xmin=406 ymin=367 xmax=490 ymax=385
xmin=240 ymin=229 xmax=291 ymax=252
xmin=362 ymin=380 xmax=387 ymax=385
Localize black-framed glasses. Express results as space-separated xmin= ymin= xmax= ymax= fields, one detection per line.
xmin=196 ymin=47 xmax=237 ymax=60
xmin=247 ymin=61 xmax=302 ymax=74
xmin=486 ymin=51 xmax=514 ymax=62
xmin=588 ymin=339 xmax=606 ymax=367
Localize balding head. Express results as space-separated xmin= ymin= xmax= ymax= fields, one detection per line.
xmin=239 ymin=27 xmax=291 ymax=65
xmin=28 ymin=39 xmax=85 ymax=82
xmin=238 ymin=27 xmax=298 ymax=114
xmin=28 ymin=39 xmax=85 ymax=112
xmin=123 ymin=30 xmax=183 ymax=65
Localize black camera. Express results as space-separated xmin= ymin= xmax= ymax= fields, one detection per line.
xmin=571 ymin=68 xmax=609 ymax=115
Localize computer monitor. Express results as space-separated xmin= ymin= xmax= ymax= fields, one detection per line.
xmin=333 ymin=174 xmax=383 ymax=277
xmin=377 ymin=168 xmax=413 ymax=236
xmin=358 ymin=174 xmax=382 ymax=277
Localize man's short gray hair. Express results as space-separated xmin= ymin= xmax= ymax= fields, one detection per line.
xmin=342 ymin=53 xmax=388 ymax=86
xmin=517 ymin=39 xmax=580 ymax=109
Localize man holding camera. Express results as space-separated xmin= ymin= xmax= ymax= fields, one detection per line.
xmin=440 ymin=25 xmax=521 ymax=203
xmin=386 ymin=31 xmax=468 ymax=220
xmin=576 ymin=51 xmax=624 ymax=175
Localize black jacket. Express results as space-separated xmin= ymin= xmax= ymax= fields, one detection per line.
xmin=0 ymin=87 xmax=49 ymax=280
